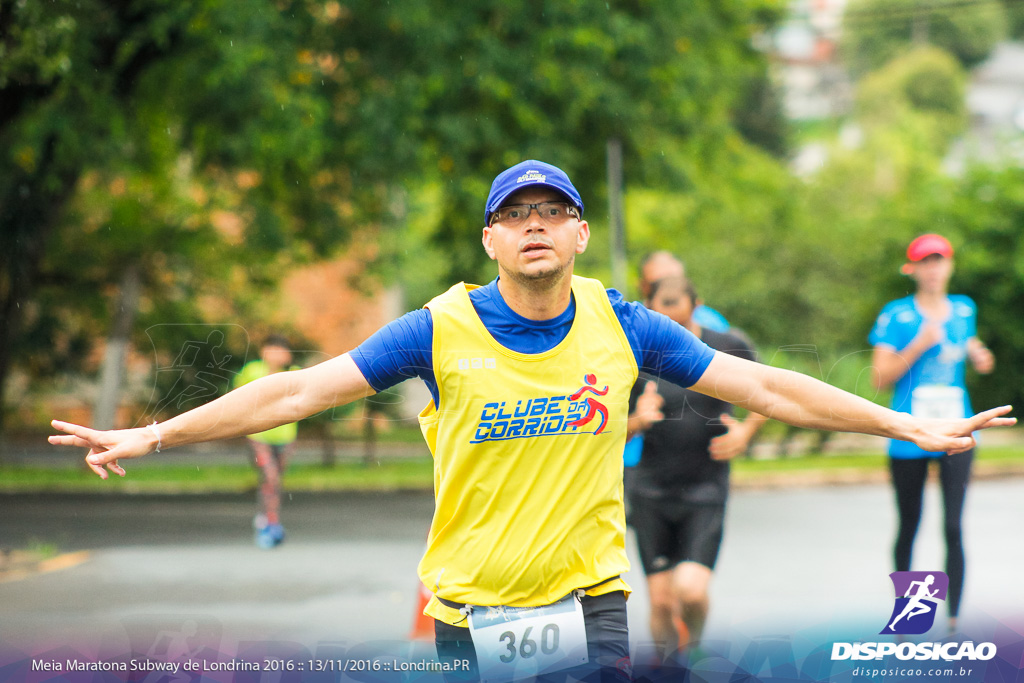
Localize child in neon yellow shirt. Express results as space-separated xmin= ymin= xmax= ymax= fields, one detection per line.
xmin=234 ymin=335 xmax=300 ymax=549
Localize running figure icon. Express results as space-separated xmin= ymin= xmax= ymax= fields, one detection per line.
xmin=889 ymin=574 xmax=939 ymax=631
xmin=568 ymin=373 xmax=610 ymax=435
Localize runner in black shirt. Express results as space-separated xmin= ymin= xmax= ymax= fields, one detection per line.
xmin=627 ymin=275 xmax=768 ymax=660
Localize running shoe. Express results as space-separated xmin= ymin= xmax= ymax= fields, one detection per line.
xmin=255 ymin=523 xmax=285 ymax=549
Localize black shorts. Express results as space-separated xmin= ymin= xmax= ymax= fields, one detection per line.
xmin=434 ymin=591 xmax=631 ymax=682
xmin=630 ymin=496 xmax=725 ymax=574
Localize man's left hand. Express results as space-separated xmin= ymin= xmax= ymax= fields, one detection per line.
xmin=908 ymin=405 xmax=1015 ymax=455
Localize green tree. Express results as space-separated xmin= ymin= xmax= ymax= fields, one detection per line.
xmin=732 ymin=69 xmax=790 ymax=159
xmin=842 ymin=0 xmax=1006 ymax=76
xmin=619 ymin=43 xmax=970 ymax=398
xmin=2 ymin=0 xmax=786 ymax=432
xmin=0 ymin=1 xmax=360 ymax=431
xmin=1004 ymin=0 xmax=1024 ymax=39
xmin=333 ymin=0 xmax=785 ymax=294
xmin=785 ymin=51 xmax=964 ymax=382
xmin=945 ymin=164 xmax=1024 ymax=412
xmin=856 ymin=46 xmax=968 ymax=153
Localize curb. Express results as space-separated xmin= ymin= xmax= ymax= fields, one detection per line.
xmin=731 ymin=460 xmax=1024 ymax=490
xmin=0 ymin=550 xmax=91 ymax=584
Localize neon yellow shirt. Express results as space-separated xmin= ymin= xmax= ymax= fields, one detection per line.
xmin=233 ymin=360 xmax=300 ymax=445
xmin=418 ymin=276 xmax=637 ymax=625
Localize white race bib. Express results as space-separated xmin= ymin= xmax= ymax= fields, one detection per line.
xmin=911 ymin=385 xmax=966 ymax=420
xmin=467 ymin=594 xmax=589 ymax=683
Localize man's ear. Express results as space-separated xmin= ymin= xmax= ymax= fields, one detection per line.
xmin=575 ymin=220 xmax=590 ymax=254
xmin=482 ymin=225 xmax=496 ymax=260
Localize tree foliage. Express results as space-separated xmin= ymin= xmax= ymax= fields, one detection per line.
xmin=944 ymin=165 xmax=1024 ymax=412
xmin=842 ymin=0 xmax=1006 ymax=76
xmin=1005 ymin=0 xmax=1024 ymax=39
xmin=1 ymin=0 xmax=787 ymax=429
xmin=332 ymin=0 xmax=786 ymax=292
xmin=0 ymin=1 xmax=379 ymax=429
xmin=856 ymin=46 xmax=967 ymax=152
xmin=621 ymin=32 xmax=1022 ymax=416
xmin=732 ymin=69 xmax=790 ymax=159
xmin=9 ymin=0 xmax=1022 ymax=438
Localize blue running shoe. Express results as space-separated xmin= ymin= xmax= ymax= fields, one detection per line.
xmin=256 ymin=523 xmax=285 ymax=549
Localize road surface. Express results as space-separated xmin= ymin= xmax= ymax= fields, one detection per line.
xmin=2 ymin=481 xmax=1023 ymax=675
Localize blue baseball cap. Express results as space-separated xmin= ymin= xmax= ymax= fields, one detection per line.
xmin=485 ymin=160 xmax=584 ymax=224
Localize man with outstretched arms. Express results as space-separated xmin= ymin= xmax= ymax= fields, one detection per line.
xmin=50 ymin=161 xmax=1013 ymax=682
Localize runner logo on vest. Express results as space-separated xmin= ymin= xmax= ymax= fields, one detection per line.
xmin=471 ymin=374 xmax=611 ymax=443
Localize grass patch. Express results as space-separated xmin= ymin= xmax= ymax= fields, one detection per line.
xmin=731 ymin=445 xmax=1024 ymax=479
xmin=0 ymin=464 xmax=259 ymax=494
xmin=2 ymin=446 xmax=1021 ymax=494
xmin=0 ymin=458 xmax=436 ymax=494
xmin=328 ymin=423 xmax=427 ymax=444
xmin=25 ymin=540 xmax=59 ymax=558
xmin=283 ymin=458 xmax=434 ymax=491
xmin=733 ymin=452 xmax=887 ymax=474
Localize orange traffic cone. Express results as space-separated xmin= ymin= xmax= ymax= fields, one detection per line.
xmin=409 ymin=582 xmax=435 ymax=640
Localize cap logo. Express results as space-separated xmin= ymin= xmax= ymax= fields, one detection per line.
xmin=516 ymin=170 xmax=546 ymax=184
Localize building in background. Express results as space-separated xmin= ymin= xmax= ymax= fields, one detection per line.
xmin=946 ymin=41 xmax=1024 ymax=172
xmin=772 ymin=0 xmax=853 ymax=121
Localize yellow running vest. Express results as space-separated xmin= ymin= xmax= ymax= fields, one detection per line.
xmin=418 ymin=275 xmax=638 ymax=625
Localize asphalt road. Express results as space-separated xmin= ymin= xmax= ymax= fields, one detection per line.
xmin=2 ymin=481 xmax=1023 ymax=666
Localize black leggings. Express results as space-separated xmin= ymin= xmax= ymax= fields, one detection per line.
xmin=889 ymin=450 xmax=973 ymax=617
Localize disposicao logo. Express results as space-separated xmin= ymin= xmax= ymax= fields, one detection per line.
xmin=831 ymin=641 xmax=996 ymax=662
xmin=830 ymin=571 xmax=996 ymax=663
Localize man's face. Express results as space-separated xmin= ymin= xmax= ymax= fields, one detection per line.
xmin=639 ymin=254 xmax=684 ymax=299
xmin=482 ymin=187 xmax=589 ymax=286
xmin=649 ymin=284 xmax=695 ymax=327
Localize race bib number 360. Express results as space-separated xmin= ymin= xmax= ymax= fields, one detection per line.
xmin=468 ymin=595 xmax=588 ymax=682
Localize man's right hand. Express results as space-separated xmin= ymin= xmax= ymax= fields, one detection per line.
xmin=48 ymin=421 xmax=159 ymax=479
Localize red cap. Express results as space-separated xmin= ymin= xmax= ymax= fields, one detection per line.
xmin=906 ymin=234 xmax=953 ymax=262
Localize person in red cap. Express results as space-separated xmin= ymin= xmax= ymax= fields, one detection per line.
xmin=869 ymin=233 xmax=995 ymax=633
